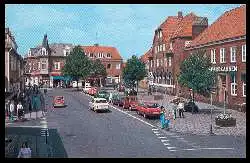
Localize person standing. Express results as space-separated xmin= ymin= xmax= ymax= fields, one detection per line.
xmin=178 ymin=101 xmax=185 ymax=118
xmin=9 ymin=101 xmax=15 ymax=122
xmin=17 ymin=142 xmax=32 ymax=158
xmin=17 ymin=101 xmax=24 ymax=120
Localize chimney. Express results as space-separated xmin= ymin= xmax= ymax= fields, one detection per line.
xmin=94 ymin=43 xmax=99 ymax=46
xmin=178 ymin=11 xmax=183 ymax=18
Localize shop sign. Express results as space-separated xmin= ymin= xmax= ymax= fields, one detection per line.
xmin=209 ymin=66 xmax=237 ymax=72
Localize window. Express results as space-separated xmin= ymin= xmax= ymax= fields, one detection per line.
xmin=28 ymin=49 xmax=32 ymax=56
xmin=230 ymin=47 xmax=236 ymax=63
xmin=231 ymin=73 xmax=237 ymax=96
xmin=164 ymin=58 xmax=167 ymax=67
xmin=220 ymin=48 xmax=226 ymax=63
xmin=116 ymin=63 xmax=120 ymax=69
xmin=90 ymin=53 xmax=94 ymax=58
xmin=170 ymin=42 xmax=173 ymax=50
xmin=168 ymin=57 xmax=172 ymax=67
xmin=157 ymin=59 xmax=159 ymax=67
xmin=38 ymin=62 xmax=40 ymax=70
xmin=211 ymin=49 xmax=216 ymax=64
xmin=54 ymin=62 xmax=60 ymax=70
xmin=42 ymin=48 xmax=47 ymax=55
xmin=243 ymin=82 xmax=246 ymax=97
xmin=160 ymin=45 xmax=162 ymax=52
xmin=159 ymin=30 xmax=162 ymax=38
xmin=157 ymin=46 xmax=159 ymax=53
xmin=107 ymin=53 xmax=111 ymax=58
xmin=154 ymin=46 xmax=157 ymax=54
xmin=153 ymin=60 xmax=155 ymax=67
xmin=242 ymin=44 xmax=246 ymax=62
xmin=163 ymin=44 xmax=165 ymax=51
xmin=41 ymin=61 xmax=46 ymax=70
xmin=150 ymin=60 xmax=153 ymax=67
xmin=107 ymin=64 xmax=111 ymax=69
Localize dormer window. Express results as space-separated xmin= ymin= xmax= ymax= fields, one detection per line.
xmin=159 ymin=30 xmax=163 ymax=38
xmin=64 ymin=49 xmax=70 ymax=56
xmin=90 ymin=53 xmax=94 ymax=58
xmin=170 ymin=42 xmax=173 ymax=50
xmin=107 ymin=53 xmax=111 ymax=58
xmin=42 ymin=48 xmax=47 ymax=55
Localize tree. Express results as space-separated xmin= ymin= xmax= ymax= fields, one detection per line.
xmin=62 ymin=46 xmax=92 ymax=88
xmin=178 ymin=50 xmax=217 ymax=105
xmin=122 ymin=55 xmax=147 ymax=93
xmin=89 ymin=59 xmax=107 ymax=87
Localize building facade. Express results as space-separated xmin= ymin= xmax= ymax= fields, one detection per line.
xmin=148 ymin=11 xmax=208 ymax=95
xmin=5 ymin=28 xmax=24 ymax=93
xmin=24 ymin=34 xmax=74 ymax=87
xmin=139 ymin=48 xmax=152 ymax=89
xmin=185 ymin=5 xmax=246 ymax=109
xmin=81 ymin=44 xmax=123 ymax=85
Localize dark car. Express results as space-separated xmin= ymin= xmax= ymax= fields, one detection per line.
xmin=184 ymin=100 xmax=199 ymax=113
xmin=113 ymin=95 xmax=125 ymax=106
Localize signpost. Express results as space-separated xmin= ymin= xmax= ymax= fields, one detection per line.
xmin=210 ymin=87 xmax=217 ymax=135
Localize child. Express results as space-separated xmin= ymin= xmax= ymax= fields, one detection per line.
xmin=160 ymin=106 xmax=165 ymax=129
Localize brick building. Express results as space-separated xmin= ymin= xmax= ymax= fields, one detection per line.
xmin=185 ymin=5 xmax=246 ymax=109
xmin=81 ymin=44 xmax=123 ymax=85
xmin=148 ymin=11 xmax=208 ymax=95
xmin=24 ymin=34 xmax=74 ymax=87
xmin=139 ymin=48 xmax=152 ymax=89
xmin=5 ymin=28 xmax=24 ymax=93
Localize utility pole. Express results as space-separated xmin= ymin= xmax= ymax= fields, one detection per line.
xmin=210 ymin=87 xmax=216 ymax=135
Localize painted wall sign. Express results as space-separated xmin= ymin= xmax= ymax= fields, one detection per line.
xmin=209 ymin=66 xmax=237 ymax=72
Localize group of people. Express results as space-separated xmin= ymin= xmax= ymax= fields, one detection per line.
xmin=6 ymin=100 xmax=24 ymax=122
xmin=160 ymin=99 xmax=185 ymax=130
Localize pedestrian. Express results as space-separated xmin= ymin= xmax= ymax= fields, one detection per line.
xmin=17 ymin=142 xmax=32 ymax=158
xmin=160 ymin=106 xmax=166 ymax=129
xmin=178 ymin=100 xmax=185 ymax=118
xmin=17 ymin=101 xmax=24 ymax=120
xmin=165 ymin=110 xmax=172 ymax=130
xmin=9 ymin=101 xmax=15 ymax=122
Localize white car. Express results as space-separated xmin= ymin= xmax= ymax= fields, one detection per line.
xmin=89 ymin=98 xmax=109 ymax=112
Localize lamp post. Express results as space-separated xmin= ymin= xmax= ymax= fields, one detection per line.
xmin=210 ymin=87 xmax=216 ymax=135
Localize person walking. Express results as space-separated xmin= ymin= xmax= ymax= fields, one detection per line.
xmin=178 ymin=100 xmax=185 ymax=118
xmin=17 ymin=142 xmax=32 ymax=158
xmin=9 ymin=101 xmax=15 ymax=122
xmin=160 ymin=106 xmax=166 ymax=129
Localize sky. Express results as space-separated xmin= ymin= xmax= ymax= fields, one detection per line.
xmin=5 ymin=4 xmax=241 ymax=61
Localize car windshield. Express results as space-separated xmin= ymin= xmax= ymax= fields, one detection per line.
xmin=96 ymin=100 xmax=107 ymax=103
xmin=56 ymin=97 xmax=64 ymax=100
xmin=146 ymin=103 xmax=159 ymax=108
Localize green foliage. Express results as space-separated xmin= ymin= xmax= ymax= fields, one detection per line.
xmin=90 ymin=59 xmax=107 ymax=78
xmin=62 ymin=45 xmax=92 ymax=81
xmin=178 ymin=50 xmax=217 ymax=96
xmin=122 ymin=55 xmax=147 ymax=88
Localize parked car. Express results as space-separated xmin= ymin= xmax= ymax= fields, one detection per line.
xmin=112 ymin=95 xmax=125 ymax=106
xmin=184 ymin=100 xmax=199 ymax=113
xmin=136 ymin=102 xmax=161 ymax=118
xmin=89 ymin=98 xmax=109 ymax=112
xmin=123 ymin=96 xmax=138 ymax=110
xmin=53 ymin=96 xmax=65 ymax=107
xmin=88 ymin=87 xmax=98 ymax=96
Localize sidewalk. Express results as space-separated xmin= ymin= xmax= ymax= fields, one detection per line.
xmin=136 ymin=87 xmax=246 ymax=136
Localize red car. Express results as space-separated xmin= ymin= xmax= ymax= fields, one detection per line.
xmin=53 ymin=96 xmax=65 ymax=107
xmin=122 ymin=96 xmax=138 ymax=110
xmin=88 ymin=87 xmax=98 ymax=96
xmin=136 ymin=102 xmax=161 ymax=118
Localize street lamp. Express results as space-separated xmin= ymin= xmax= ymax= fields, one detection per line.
xmin=210 ymin=87 xmax=216 ymax=135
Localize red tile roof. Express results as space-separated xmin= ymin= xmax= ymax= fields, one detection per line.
xmin=80 ymin=45 xmax=122 ymax=60
xmin=140 ymin=48 xmax=152 ymax=63
xmin=172 ymin=13 xmax=198 ymax=38
xmin=189 ymin=5 xmax=246 ymax=47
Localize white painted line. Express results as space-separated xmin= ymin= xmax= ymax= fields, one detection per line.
xmin=199 ymin=148 xmax=234 ymax=150
xmin=156 ymin=133 xmax=161 ymax=136
xmin=176 ymin=147 xmax=234 ymax=151
xmin=167 ymin=147 xmax=176 ymax=149
xmin=172 ymin=136 xmax=180 ymax=138
xmin=152 ymin=128 xmax=158 ymax=131
xmin=109 ymin=105 xmax=155 ymax=128
xmin=161 ymin=140 xmax=169 ymax=142
xmin=158 ymin=137 xmax=167 ymax=139
xmin=169 ymin=150 xmax=177 ymax=152
xmin=153 ymin=131 xmax=159 ymax=134
xmin=177 ymin=138 xmax=184 ymax=140
xmin=163 ymin=143 xmax=170 ymax=146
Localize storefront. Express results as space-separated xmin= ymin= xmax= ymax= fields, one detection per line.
xmin=51 ymin=75 xmax=73 ymax=88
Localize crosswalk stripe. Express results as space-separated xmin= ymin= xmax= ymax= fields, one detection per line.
xmin=163 ymin=143 xmax=170 ymax=146
xmin=152 ymin=128 xmax=158 ymax=131
xmin=161 ymin=140 xmax=169 ymax=142
xmin=158 ymin=137 xmax=167 ymax=139
xmin=167 ymin=147 xmax=176 ymax=149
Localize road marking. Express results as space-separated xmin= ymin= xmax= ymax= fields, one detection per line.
xmin=176 ymin=138 xmax=184 ymax=140
xmin=169 ymin=150 xmax=177 ymax=152
xmin=168 ymin=147 xmax=235 ymax=152
xmin=109 ymin=105 xmax=155 ymax=128
xmin=171 ymin=135 xmax=180 ymax=138
xmin=153 ymin=131 xmax=159 ymax=134
xmin=167 ymin=147 xmax=176 ymax=149
xmin=163 ymin=143 xmax=170 ymax=146
xmin=158 ymin=137 xmax=167 ymax=139
xmin=161 ymin=140 xmax=169 ymax=142
xmin=152 ymin=128 xmax=158 ymax=131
